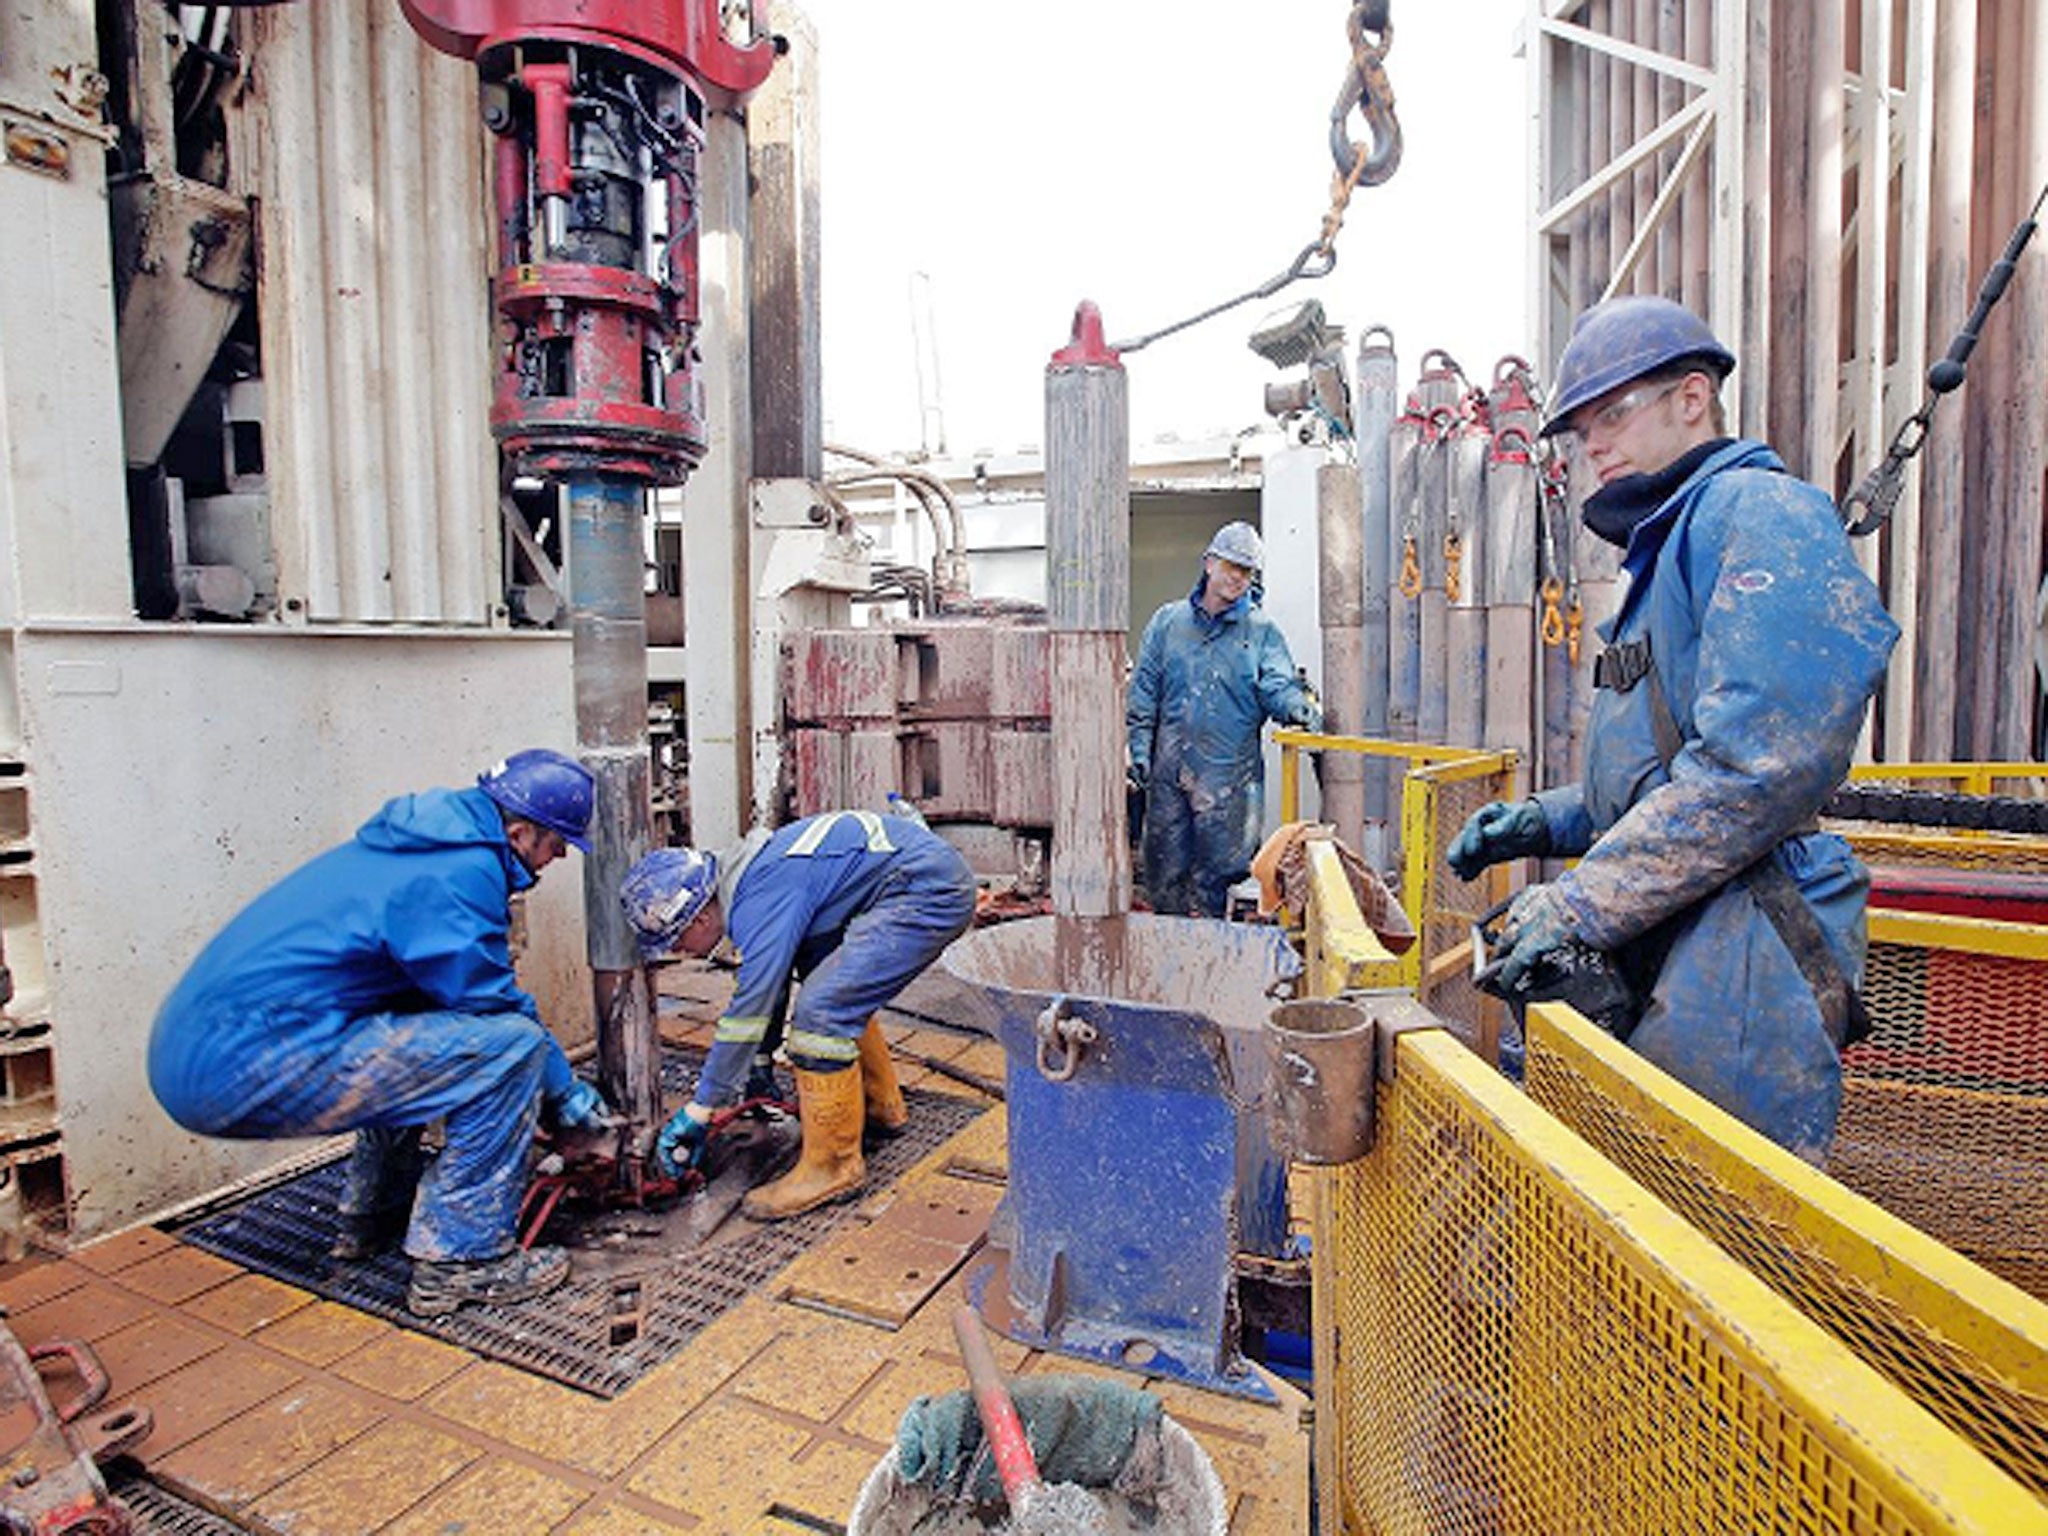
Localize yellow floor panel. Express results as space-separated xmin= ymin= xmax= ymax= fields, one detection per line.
xmin=14 ymin=1095 xmax=1309 ymax=1533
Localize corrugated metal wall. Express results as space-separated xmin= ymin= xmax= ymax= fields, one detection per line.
xmin=237 ymin=4 xmax=499 ymax=625
xmin=1530 ymin=0 xmax=2048 ymax=760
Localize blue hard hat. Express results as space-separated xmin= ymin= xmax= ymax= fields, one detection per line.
xmin=1539 ymin=296 xmax=1735 ymax=436
xmin=621 ymin=847 xmax=719 ymax=960
xmin=477 ymin=749 xmax=595 ymax=853
xmin=1205 ymin=521 xmax=1265 ymax=572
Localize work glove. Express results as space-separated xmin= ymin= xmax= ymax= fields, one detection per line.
xmin=1126 ymin=761 xmax=1148 ymax=796
xmin=551 ymin=1080 xmax=618 ymax=1133
xmin=654 ymin=1100 xmax=714 ymax=1177
xmin=1292 ymin=674 xmax=1325 ymax=734
xmin=1481 ymin=883 xmax=1579 ymax=995
xmin=1446 ymin=798 xmax=1551 ymax=881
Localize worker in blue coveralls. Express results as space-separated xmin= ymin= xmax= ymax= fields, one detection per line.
xmin=149 ymin=749 xmax=616 ymax=1318
xmin=1126 ymin=521 xmax=1324 ymax=918
xmin=1448 ymin=296 xmax=1898 ymax=1161
xmin=620 ymin=809 xmax=977 ymax=1221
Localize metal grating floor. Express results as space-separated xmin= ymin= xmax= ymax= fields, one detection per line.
xmin=175 ymin=1050 xmax=987 ymax=1398
xmin=109 ymin=1470 xmax=247 ymax=1535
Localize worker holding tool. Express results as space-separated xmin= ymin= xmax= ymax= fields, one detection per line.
xmin=149 ymin=749 xmax=613 ymax=1317
xmin=1126 ymin=521 xmax=1324 ymax=919
xmin=1447 ymin=296 xmax=1898 ymax=1160
xmin=621 ymin=807 xmax=977 ymax=1219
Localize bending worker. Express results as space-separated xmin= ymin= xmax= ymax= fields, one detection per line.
xmin=1126 ymin=520 xmax=1323 ymax=918
xmin=622 ymin=808 xmax=976 ymax=1219
xmin=149 ymin=750 xmax=614 ymax=1318
xmin=1448 ymin=296 xmax=1897 ymax=1160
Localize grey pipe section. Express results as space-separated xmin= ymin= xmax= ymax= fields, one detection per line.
xmin=1318 ymin=462 xmax=1364 ymax=850
xmin=566 ymin=471 xmax=661 ymax=1131
xmin=1387 ymin=412 xmax=1422 ymax=744
xmin=1045 ymin=304 xmax=1129 ymax=996
xmin=1446 ymin=418 xmax=1491 ymax=749
xmin=1355 ymin=328 xmax=1397 ymax=832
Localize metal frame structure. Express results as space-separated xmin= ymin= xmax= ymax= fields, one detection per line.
xmin=1527 ymin=0 xmax=2048 ymax=763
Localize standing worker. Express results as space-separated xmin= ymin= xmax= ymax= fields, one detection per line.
xmin=149 ymin=749 xmax=614 ymax=1318
xmin=1448 ymin=297 xmax=1897 ymax=1160
xmin=1127 ymin=521 xmax=1324 ymax=918
xmin=622 ymin=808 xmax=976 ymax=1219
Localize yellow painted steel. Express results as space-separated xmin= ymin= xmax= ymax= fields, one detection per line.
xmin=1851 ymin=760 xmax=2048 ymax=795
xmin=1524 ymin=1000 xmax=2048 ymax=1503
xmin=1300 ymin=837 xmax=1400 ymax=994
xmin=1317 ymin=1025 xmax=2048 ymax=1534
xmin=1869 ymin=907 xmax=2048 ymax=960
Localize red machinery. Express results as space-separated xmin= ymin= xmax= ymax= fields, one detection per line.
xmin=399 ymin=0 xmax=778 ymax=483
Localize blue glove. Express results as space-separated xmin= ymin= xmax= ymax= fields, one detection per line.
xmin=1484 ymin=883 xmax=1579 ymax=994
xmin=1293 ymin=680 xmax=1324 ymax=734
xmin=552 ymin=1079 xmax=617 ymax=1133
xmin=1447 ymin=798 xmax=1551 ymax=880
xmin=1126 ymin=760 xmax=1148 ymax=795
xmin=654 ymin=1101 xmax=713 ymax=1177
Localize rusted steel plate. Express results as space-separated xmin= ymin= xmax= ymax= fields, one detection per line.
xmin=783 ymin=632 xmax=896 ymax=722
xmin=991 ymin=728 xmax=1053 ymax=826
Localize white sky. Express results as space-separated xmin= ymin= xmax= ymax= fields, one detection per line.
xmin=799 ymin=0 xmax=1533 ymax=458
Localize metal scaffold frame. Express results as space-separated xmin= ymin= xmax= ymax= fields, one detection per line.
xmin=1526 ymin=0 xmax=2048 ymax=763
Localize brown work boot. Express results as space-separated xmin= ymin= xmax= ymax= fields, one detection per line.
xmin=743 ymin=1065 xmax=866 ymax=1221
xmin=858 ymin=1017 xmax=910 ymax=1139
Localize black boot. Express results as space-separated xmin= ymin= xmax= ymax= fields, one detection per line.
xmin=405 ymin=1247 xmax=570 ymax=1318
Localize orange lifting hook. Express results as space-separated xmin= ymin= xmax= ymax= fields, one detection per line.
xmin=1565 ymin=594 xmax=1585 ymax=666
xmin=1399 ymin=533 xmax=1422 ymax=599
xmin=1443 ymin=531 xmax=1463 ymax=603
xmin=1540 ymin=577 xmax=1565 ymax=647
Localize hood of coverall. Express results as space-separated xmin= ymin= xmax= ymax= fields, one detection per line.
xmin=356 ymin=786 xmax=536 ymax=893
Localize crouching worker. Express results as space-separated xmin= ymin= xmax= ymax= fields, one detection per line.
xmin=622 ymin=809 xmax=977 ymax=1220
xmin=148 ymin=750 xmax=616 ymax=1318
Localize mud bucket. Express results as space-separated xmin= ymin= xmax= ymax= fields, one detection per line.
xmin=1263 ymin=996 xmax=1378 ymax=1164
xmin=846 ymin=1416 xmax=1228 ymax=1536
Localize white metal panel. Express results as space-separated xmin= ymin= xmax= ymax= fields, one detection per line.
xmin=0 ymin=0 xmax=136 ymax=625
xmin=26 ymin=626 xmax=582 ymax=1237
xmin=242 ymin=5 xmax=497 ymax=625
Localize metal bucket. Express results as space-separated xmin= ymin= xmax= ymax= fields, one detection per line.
xmin=846 ymin=1417 xmax=1228 ymax=1536
xmin=1264 ymin=996 xmax=1378 ymax=1164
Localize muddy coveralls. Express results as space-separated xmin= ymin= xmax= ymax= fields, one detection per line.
xmin=1534 ymin=440 xmax=1898 ymax=1158
xmin=148 ymin=787 xmax=581 ymax=1261
xmin=697 ymin=811 xmax=977 ymax=1101
xmin=1127 ymin=574 xmax=1320 ymax=918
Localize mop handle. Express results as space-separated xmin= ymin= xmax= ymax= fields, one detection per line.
xmin=953 ymin=1306 xmax=1044 ymax=1506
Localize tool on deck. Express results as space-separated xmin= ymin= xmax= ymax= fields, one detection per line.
xmin=951 ymin=1307 xmax=1109 ymax=1536
xmin=0 ymin=1314 xmax=152 ymax=1536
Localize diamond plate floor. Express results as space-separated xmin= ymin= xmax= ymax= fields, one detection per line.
xmin=176 ymin=1056 xmax=984 ymax=1397
xmin=0 ymin=1022 xmax=1309 ymax=1533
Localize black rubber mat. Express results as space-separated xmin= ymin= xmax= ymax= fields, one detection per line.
xmin=175 ymin=1049 xmax=987 ymax=1398
xmin=109 ymin=1469 xmax=246 ymax=1534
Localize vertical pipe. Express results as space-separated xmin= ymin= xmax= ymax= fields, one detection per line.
xmin=1356 ymin=328 xmax=1398 ymax=849
xmin=1986 ymin=0 xmax=2031 ymax=755
xmin=1806 ymin=0 xmax=1845 ymax=491
xmin=1913 ymin=0 xmax=1974 ymax=757
xmin=1681 ymin=0 xmax=1712 ymax=314
xmin=1585 ymin=0 xmax=1613 ymax=304
xmin=1768 ymin=0 xmax=1813 ymax=461
xmin=1388 ymin=398 xmax=1425 ymax=746
xmin=1959 ymin=0 xmax=2005 ymax=758
xmin=1608 ymin=0 xmax=1636 ymax=299
xmin=1045 ymin=303 xmax=1129 ymax=997
xmin=1656 ymin=0 xmax=1684 ymax=297
xmin=1416 ymin=378 xmax=1458 ymax=746
xmin=1486 ymin=368 xmax=1542 ymax=768
xmin=1632 ymin=0 xmax=1659 ymax=293
xmin=2010 ymin=0 xmax=2048 ymax=757
xmin=1446 ymin=411 xmax=1492 ymax=749
xmin=1729 ymin=0 xmax=1771 ymax=436
xmin=1318 ymin=463 xmax=1365 ymax=850
xmin=567 ymin=472 xmax=661 ymax=1133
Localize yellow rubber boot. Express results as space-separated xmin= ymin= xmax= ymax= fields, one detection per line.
xmin=859 ymin=1017 xmax=910 ymax=1138
xmin=743 ymin=1064 xmax=866 ymax=1221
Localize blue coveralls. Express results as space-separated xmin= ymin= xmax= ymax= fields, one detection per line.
xmin=699 ymin=812 xmax=977 ymax=1102
xmin=1534 ymin=440 xmax=1898 ymax=1158
xmin=1127 ymin=574 xmax=1319 ymax=918
xmin=148 ymin=787 xmax=580 ymax=1261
